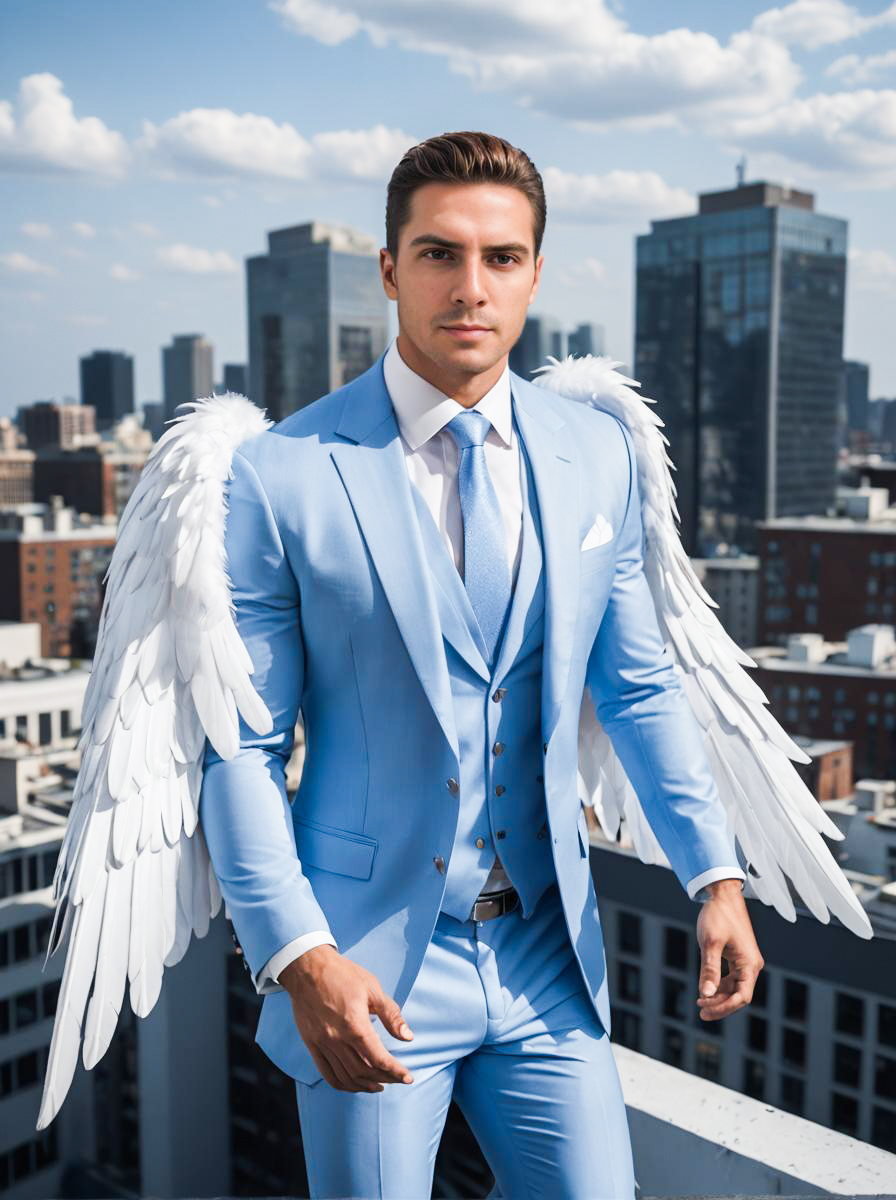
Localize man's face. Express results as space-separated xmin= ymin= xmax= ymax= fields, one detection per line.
xmin=380 ymin=181 xmax=543 ymax=383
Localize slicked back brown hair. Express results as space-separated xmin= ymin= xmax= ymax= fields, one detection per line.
xmin=385 ymin=131 xmax=546 ymax=261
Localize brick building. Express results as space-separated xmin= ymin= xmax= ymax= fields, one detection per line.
xmin=758 ymin=488 xmax=896 ymax=645
xmin=0 ymin=500 xmax=115 ymax=657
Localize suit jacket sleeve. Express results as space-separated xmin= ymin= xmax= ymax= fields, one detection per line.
xmin=584 ymin=416 xmax=745 ymax=897
xmin=199 ymin=447 xmax=334 ymax=993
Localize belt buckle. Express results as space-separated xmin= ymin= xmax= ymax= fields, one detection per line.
xmin=472 ymin=887 xmax=518 ymax=922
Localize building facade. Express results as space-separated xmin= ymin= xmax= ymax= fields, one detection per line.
xmin=162 ymin=335 xmax=214 ymax=425
xmin=79 ymin=351 xmax=135 ymax=431
xmin=635 ymin=181 xmax=848 ymax=556
xmin=247 ymin=222 xmax=388 ymax=422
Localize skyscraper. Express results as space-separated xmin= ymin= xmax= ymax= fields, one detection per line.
xmin=635 ymin=181 xmax=847 ymax=556
xmin=79 ymin=350 xmax=135 ymax=431
xmin=509 ymin=314 xmax=565 ymax=379
xmin=162 ymin=334 xmax=214 ymax=424
xmin=247 ymin=222 xmax=389 ymax=422
xmin=567 ymin=322 xmax=605 ymax=359
xmin=843 ymin=360 xmax=870 ymax=435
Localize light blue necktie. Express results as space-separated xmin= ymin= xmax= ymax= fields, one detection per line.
xmin=445 ymin=410 xmax=512 ymax=662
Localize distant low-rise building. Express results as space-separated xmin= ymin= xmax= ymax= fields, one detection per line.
xmin=749 ymin=624 xmax=896 ymax=780
xmin=17 ymin=402 xmax=97 ymax=452
xmin=689 ymin=554 xmax=759 ymax=648
xmin=758 ymin=487 xmax=896 ymax=644
xmin=0 ymin=500 xmax=116 ymax=657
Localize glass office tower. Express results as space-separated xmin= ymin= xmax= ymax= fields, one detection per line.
xmin=79 ymin=350 xmax=135 ymax=431
xmin=247 ymin=222 xmax=389 ymax=421
xmin=635 ymin=182 xmax=847 ymax=556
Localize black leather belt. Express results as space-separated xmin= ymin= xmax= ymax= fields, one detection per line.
xmin=470 ymin=885 xmax=520 ymax=922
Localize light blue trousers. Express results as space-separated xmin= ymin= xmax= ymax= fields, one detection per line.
xmin=294 ymin=881 xmax=636 ymax=1199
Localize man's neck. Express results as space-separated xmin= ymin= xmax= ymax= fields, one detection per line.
xmin=396 ymin=332 xmax=507 ymax=409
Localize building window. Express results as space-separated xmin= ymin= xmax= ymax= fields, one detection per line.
xmin=783 ymin=978 xmax=808 ymax=1023
xmin=615 ymin=1009 xmax=641 ymax=1052
xmin=875 ymin=1055 xmax=896 ymax=1102
xmin=836 ymin=992 xmax=865 ymax=1038
xmin=695 ymin=1040 xmax=720 ymax=1082
xmin=38 ymin=712 xmax=52 ymax=745
xmin=664 ymin=925 xmax=689 ymax=971
xmin=831 ymin=1092 xmax=859 ymax=1136
xmin=662 ymin=1025 xmax=684 ymax=1068
xmin=617 ymin=911 xmax=642 ymax=956
xmin=834 ymin=1042 xmax=862 ymax=1089
xmin=663 ymin=976 xmax=687 ymax=1021
xmin=780 ymin=1073 xmax=805 ymax=1115
xmin=752 ymin=970 xmax=767 ymax=1009
xmin=619 ymin=962 xmax=641 ymax=1004
xmin=871 ymin=1106 xmax=896 ymax=1153
xmin=879 ymin=1004 xmax=896 ymax=1049
xmin=743 ymin=1057 xmax=765 ymax=1100
xmin=782 ymin=1027 xmax=806 ymax=1067
xmin=748 ymin=1015 xmax=767 ymax=1053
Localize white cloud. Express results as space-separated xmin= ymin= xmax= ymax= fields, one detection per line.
xmin=849 ymin=246 xmax=896 ymax=290
xmin=544 ymin=167 xmax=694 ymax=221
xmin=730 ymin=88 xmax=896 ymax=180
xmin=0 ymin=73 xmax=129 ymax=177
xmin=0 ymin=251 xmax=56 ymax=275
xmin=138 ymin=106 xmax=415 ymax=182
xmin=271 ymin=0 xmax=799 ymax=131
xmin=156 ymin=243 xmax=239 ymax=274
xmin=109 ymin=263 xmax=142 ymax=281
xmin=21 ymin=221 xmax=53 ymax=239
xmin=827 ymin=47 xmax=896 ymax=84
xmin=72 ymin=221 xmax=96 ymax=238
xmin=752 ymin=0 xmax=896 ymax=50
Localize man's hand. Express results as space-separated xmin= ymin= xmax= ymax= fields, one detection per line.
xmin=280 ymin=944 xmax=415 ymax=1092
xmin=695 ymin=879 xmax=764 ymax=1021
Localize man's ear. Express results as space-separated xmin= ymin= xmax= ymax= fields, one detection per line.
xmin=528 ymin=253 xmax=544 ymax=304
xmin=380 ymin=247 xmax=398 ymax=299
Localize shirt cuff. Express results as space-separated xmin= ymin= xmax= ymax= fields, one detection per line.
xmin=686 ymin=866 xmax=747 ymax=903
xmin=254 ymin=931 xmax=338 ymax=994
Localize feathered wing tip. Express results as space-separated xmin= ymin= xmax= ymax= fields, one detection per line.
xmin=36 ymin=393 xmax=275 ymax=1131
xmin=535 ymin=355 xmax=873 ymax=942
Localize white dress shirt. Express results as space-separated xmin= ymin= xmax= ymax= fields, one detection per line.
xmin=255 ymin=336 xmax=743 ymax=992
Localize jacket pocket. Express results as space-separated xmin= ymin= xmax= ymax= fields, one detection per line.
xmin=293 ymin=815 xmax=378 ymax=880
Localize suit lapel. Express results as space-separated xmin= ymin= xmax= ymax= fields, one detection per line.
xmin=329 ymin=357 xmax=459 ymax=759
xmin=509 ymin=374 xmax=579 ymax=745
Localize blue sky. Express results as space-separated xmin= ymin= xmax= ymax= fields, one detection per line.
xmin=2 ymin=0 xmax=895 ymax=415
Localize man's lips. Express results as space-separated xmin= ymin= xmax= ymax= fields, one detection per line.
xmin=442 ymin=325 xmax=492 ymax=336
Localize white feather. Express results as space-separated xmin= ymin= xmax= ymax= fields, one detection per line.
xmin=533 ymin=354 xmax=873 ymax=942
xmin=36 ymin=392 xmax=274 ymax=1131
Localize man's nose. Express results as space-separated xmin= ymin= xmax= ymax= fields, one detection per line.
xmin=451 ymin=259 xmax=488 ymax=307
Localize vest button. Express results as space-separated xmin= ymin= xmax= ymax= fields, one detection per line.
xmin=492 ymin=688 xmax=507 ymax=702
xmin=496 ymin=830 xmax=506 ymax=839
xmin=475 ymin=837 xmax=486 ymax=849
xmin=433 ymin=855 xmax=446 ymax=874
xmin=495 ymin=784 xmax=506 ymax=796
xmin=446 ymin=777 xmax=459 ymax=795
xmin=493 ymin=741 xmax=505 ymax=756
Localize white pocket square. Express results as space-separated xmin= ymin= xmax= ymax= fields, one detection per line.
xmin=580 ymin=513 xmax=614 ymax=550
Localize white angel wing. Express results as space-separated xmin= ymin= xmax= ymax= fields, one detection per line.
xmin=36 ymin=392 xmax=274 ymax=1130
xmin=533 ymin=354 xmax=873 ymax=941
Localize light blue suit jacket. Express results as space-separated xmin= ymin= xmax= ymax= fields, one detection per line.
xmin=199 ymin=350 xmax=742 ymax=1084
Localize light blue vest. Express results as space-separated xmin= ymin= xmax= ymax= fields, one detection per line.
xmin=407 ymin=418 xmax=556 ymax=922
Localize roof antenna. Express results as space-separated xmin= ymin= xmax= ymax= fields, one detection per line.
xmin=736 ymin=156 xmax=746 ymax=187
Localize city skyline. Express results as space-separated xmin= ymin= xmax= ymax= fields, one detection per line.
xmin=1 ymin=0 xmax=895 ymax=417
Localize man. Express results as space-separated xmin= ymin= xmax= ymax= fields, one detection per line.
xmin=199 ymin=130 xmax=763 ymax=1199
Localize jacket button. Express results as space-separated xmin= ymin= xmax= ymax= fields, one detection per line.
xmin=493 ymin=741 xmax=505 ymax=756
xmin=496 ymin=830 xmax=506 ymax=839
xmin=492 ymin=688 xmax=507 ymax=702
xmin=495 ymin=784 xmax=506 ymax=796
xmin=475 ymin=837 xmax=486 ymax=849
xmin=433 ymin=855 xmax=446 ymax=874
xmin=446 ymin=777 xmax=459 ymax=795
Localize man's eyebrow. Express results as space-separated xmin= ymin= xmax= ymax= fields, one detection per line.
xmin=408 ymin=233 xmax=530 ymax=256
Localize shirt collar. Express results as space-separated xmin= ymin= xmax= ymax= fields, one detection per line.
xmin=383 ymin=335 xmax=512 ymax=452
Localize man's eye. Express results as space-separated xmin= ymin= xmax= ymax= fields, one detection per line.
xmin=492 ymin=254 xmax=515 ymax=265
xmin=424 ymin=249 xmax=450 ymax=260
